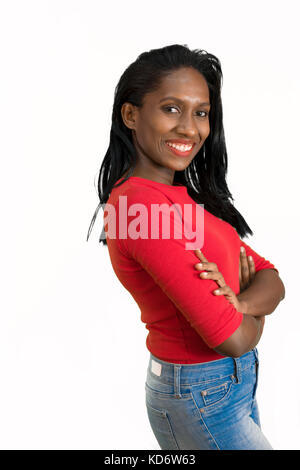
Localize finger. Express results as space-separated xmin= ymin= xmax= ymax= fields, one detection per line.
xmin=248 ymin=255 xmax=256 ymax=279
xmin=199 ymin=271 xmax=227 ymax=288
xmin=213 ymin=285 xmax=232 ymax=296
xmin=240 ymin=246 xmax=250 ymax=281
xmin=194 ymin=249 xmax=209 ymax=263
xmin=202 ymin=262 xmax=218 ymax=273
xmin=194 ymin=261 xmax=218 ymax=272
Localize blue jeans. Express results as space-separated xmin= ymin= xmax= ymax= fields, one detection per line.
xmin=145 ymin=348 xmax=273 ymax=450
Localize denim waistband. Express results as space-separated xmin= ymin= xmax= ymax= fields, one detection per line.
xmin=148 ymin=348 xmax=259 ymax=388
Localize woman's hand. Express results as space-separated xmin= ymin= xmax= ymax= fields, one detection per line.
xmin=239 ymin=246 xmax=256 ymax=293
xmin=194 ymin=249 xmax=244 ymax=312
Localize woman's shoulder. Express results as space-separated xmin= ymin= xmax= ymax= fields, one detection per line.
xmin=112 ymin=177 xmax=172 ymax=204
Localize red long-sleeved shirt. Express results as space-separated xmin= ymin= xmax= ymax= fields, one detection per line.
xmin=104 ymin=176 xmax=278 ymax=363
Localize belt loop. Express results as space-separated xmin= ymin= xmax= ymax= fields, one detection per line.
xmin=233 ymin=357 xmax=242 ymax=384
xmin=174 ymin=365 xmax=182 ymax=398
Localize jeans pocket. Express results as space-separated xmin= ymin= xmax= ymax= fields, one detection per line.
xmin=145 ymin=402 xmax=179 ymax=450
xmin=201 ymin=382 xmax=232 ymax=406
xmin=191 ymin=376 xmax=234 ymax=412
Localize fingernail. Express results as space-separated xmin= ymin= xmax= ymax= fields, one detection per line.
xmin=249 ymin=255 xmax=253 ymax=261
xmin=214 ymin=290 xmax=220 ymax=295
xmin=240 ymin=247 xmax=245 ymax=252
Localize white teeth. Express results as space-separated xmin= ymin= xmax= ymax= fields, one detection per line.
xmin=166 ymin=142 xmax=193 ymax=152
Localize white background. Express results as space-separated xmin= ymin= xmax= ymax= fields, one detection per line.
xmin=0 ymin=0 xmax=298 ymax=450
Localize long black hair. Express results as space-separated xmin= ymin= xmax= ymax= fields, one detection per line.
xmin=86 ymin=44 xmax=253 ymax=245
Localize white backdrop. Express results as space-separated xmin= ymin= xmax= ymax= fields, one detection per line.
xmin=0 ymin=0 xmax=298 ymax=450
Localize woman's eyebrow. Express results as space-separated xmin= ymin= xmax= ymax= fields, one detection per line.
xmin=159 ymin=96 xmax=211 ymax=106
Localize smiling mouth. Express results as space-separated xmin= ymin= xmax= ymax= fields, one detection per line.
xmin=165 ymin=141 xmax=195 ymax=156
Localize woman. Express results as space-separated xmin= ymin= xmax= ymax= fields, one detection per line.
xmin=87 ymin=44 xmax=285 ymax=450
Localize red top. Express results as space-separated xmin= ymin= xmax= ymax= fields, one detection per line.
xmin=104 ymin=176 xmax=278 ymax=364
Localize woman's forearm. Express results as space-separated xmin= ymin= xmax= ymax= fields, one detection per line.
xmin=237 ymin=269 xmax=285 ymax=317
xmin=214 ymin=314 xmax=266 ymax=357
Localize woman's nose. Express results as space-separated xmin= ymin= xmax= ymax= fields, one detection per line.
xmin=176 ymin=113 xmax=199 ymax=137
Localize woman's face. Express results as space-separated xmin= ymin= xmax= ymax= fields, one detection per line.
xmin=121 ymin=67 xmax=211 ymax=185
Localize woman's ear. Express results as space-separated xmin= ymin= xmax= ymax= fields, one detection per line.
xmin=121 ymin=102 xmax=137 ymax=131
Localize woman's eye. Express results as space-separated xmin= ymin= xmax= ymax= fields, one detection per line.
xmin=196 ymin=111 xmax=208 ymax=118
xmin=163 ymin=106 xmax=179 ymax=114
xmin=163 ymin=106 xmax=208 ymax=118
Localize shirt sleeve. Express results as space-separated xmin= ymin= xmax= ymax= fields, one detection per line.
xmin=117 ymin=187 xmax=243 ymax=349
xmin=240 ymin=239 xmax=279 ymax=274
